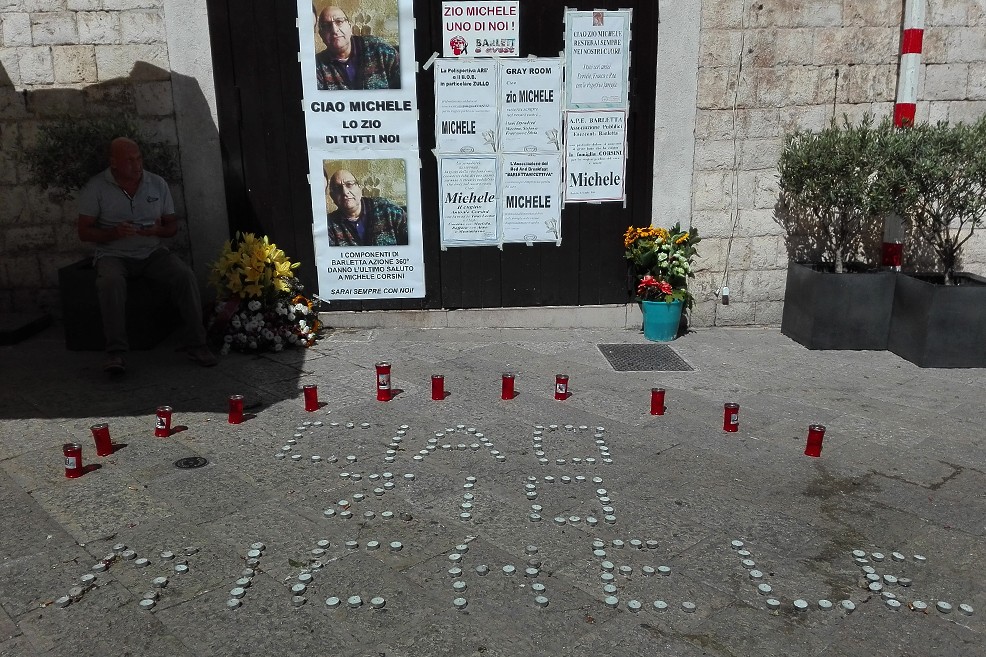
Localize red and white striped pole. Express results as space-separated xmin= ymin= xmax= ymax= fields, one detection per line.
xmin=894 ymin=0 xmax=925 ymax=128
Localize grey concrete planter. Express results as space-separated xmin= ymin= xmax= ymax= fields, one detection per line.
xmin=781 ymin=262 xmax=897 ymax=351
xmin=888 ymin=272 xmax=986 ymax=368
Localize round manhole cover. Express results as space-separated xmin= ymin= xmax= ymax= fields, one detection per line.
xmin=174 ymin=457 xmax=209 ymax=469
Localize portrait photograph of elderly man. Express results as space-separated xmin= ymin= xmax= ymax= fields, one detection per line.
xmin=315 ymin=1 xmax=401 ymax=90
xmin=324 ymin=161 xmax=409 ymax=247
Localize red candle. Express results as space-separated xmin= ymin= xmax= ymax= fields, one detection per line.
xmin=63 ymin=442 xmax=83 ymax=478
xmin=90 ymin=423 xmax=113 ymax=456
xmin=554 ymin=374 xmax=569 ymax=400
xmin=804 ymin=424 xmax=825 ymax=457
xmin=650 ymin=388 xmax=666 ymax=415
xmin=431 ymin=375 xmax=444 ymax=401
xmin=303 ymin=384 xmax=319 ymax=412
xmin=376 ymin=362 xmax=391 ymax=401
xmin=228 ymin=395 xmax=245 ymax=424
xmin=501 ymin=373 xmax=515 ymax=400
xmin=154 ymin=406 xmax=172 ymax=437
xmin=723 ymin=403 xmax=739 ymax=432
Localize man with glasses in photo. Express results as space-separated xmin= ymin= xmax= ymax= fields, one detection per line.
xmin=316 ymin=5 xmax=401 ymax=90
xmin=326 ymin=168 xmax=408 ymax=247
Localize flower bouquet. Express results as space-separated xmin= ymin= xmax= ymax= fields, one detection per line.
xmin=208 ymin=232 xmax=321 ymax=354
xmin=623 ymin=223 xmax=700 ymax=308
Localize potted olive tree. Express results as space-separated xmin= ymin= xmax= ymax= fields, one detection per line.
xmin=887 ymin=116 xmax=986 ymax=367
xmin=775 ymin=116 xmax=897 ymax=350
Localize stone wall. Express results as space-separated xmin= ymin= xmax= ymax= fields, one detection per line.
xmin=686 ymin=0 xmax=986 ymax=327
xmin=0 ymin=0 xmax=182 ymax=316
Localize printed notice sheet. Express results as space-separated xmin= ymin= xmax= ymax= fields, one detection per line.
xmin=434 ymin=59 xmax=499 ymax=153
xmin=500 ymin=59 xmax=564 ymax=154
xmin=439 ymin=156 xmax=499 ymax=246
xmin=500 ymin=153 xmax=563 ymax=243
xmin=564 ymin=9 xmax=632 ymax=109
xmin=564 ymin=110 xmax=627 ymax=203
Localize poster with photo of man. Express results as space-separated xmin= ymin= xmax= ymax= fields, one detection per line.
xmin=310 ymin=154 xmax=426 ymax=299
xmin=313 ymin=0 xmax=401 ymax=91
xmin=297 ymin=0 xmax=420 ymax=150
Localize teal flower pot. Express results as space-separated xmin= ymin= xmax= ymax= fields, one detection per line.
xmin=641 ymin=299 xmax=683 ymax=342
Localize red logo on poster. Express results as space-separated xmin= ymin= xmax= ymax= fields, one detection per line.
xmin=450 ymin=35 xmax=467 ymax=55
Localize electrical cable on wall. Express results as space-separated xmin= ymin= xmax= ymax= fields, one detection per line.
xmin=712 ymin=0 xmax=748 ymax=326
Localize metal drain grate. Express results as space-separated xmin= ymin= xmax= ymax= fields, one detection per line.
xmin=597 ymin=344 xmax=694 ymax=372
xmin=174 ymin=456 xmax=209 ymax=469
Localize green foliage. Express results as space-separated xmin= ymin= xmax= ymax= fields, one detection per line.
xmin=776 ymin=115 xmax=986 ymax=282
xmin=21 ymin=115 xmax=180 ymax=200
xmin=775 ymin=115 xmax=890 ymax=273
xmin=623 ymin=223 xmax=701 ymax=308
xmin=887 ymin=116 xmax=986 ymax=284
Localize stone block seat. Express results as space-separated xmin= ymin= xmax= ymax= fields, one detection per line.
xmin=58 ymin=258 xmax=179 ymax=351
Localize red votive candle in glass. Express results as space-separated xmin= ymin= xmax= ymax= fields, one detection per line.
xmin=554 ymin=374 xmax=569 ymax=401
xmin=650 ymin=388 xmax=666 ymax=416
xmin=90 ymin=423 xmax=113 ymax=456
xmin=376 ymin=362 xmax=391 ymax=401
xmin=882 ymin=242 xmax=903 ymax=270
xmin=303 ymin=384 xmax=319 ymax=412
xmin=154 ymin=406 xmax=173 ymax=437
xmin=63 ymin=442 xmax=83 ymax=478
xmin=804 ymin=424 xmax=825 ymax=457
xmin=501 ymin=373 xmax=515 ymax=400
xmin=431 ymin=375 xmax=444 ymax=401
xmin=723 ymin=402 xmax=739 ymax=432
xmin=228 ymin=395 xmax=245 ymax=424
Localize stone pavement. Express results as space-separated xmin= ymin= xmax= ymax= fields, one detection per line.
xmin=0 ymin=324 xmax=984 ymax=657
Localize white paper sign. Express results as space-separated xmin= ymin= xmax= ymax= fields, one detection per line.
xmin=309 ymin=152 xmax=426 ymax=299
xmin=501 ymin=153 xmax=563 ymax=243
xmin=297 ymin=0 xmax=419 ymax=150
xmin=500 ymin=59 xmax=564 ymax=153
xmin=564 ymin=110 xmax=627 ymax=203
xmin=564 ymin=10 xmax=632 ymax=109
xmin=442 ymin=1 xmax=519 ymax=57
xmin=434 ymin=59 xmax=499 ymax=153
xmin=439 ymin=156 xmax=499 ymax=246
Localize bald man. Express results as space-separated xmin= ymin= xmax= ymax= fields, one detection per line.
xmin=77 ymin=137 xmax=216 ymax=373
xmin=315 ymin=5 xmax=400 ymax=90
xmin=326 ymin=169 xmax=408 ymax=246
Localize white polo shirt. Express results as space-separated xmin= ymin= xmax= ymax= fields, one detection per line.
xmin=77 ymin=168 xmax=175 ymax=260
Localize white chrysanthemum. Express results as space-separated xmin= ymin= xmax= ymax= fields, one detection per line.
xmin=248 ymin=341 xmax=257 ymax=350
xmin=288 ymin=334 xmax=299 ymax=344
xmin=273 ymin=335 xmax=283 ymax=344
xmin=248 ymin=300 xmax=262 ymax=312
xmin=220 ymin=344 xmax=231 ymax=356
xmin=287 ymin=313 xmax=296 ymax=322
xmin=273 ymin=342 xmax=284 ymax=352
xmin=224 ymin=334 xmax=233 ymax=343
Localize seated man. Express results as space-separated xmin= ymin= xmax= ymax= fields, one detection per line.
xmin=316 ymin=5 xmax=400 ymax=90
xmin=77 ymin=137 xmax=216 ymax=373
xmin=326 ymin=169 xmax=408 ymax=247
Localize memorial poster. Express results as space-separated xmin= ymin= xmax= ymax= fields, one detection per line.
xmin=564 ymin=9 xmax=632 ymax=109
xmin=434 ymin=59 xmax=499 ymax=154
xmin=442 ymin=1 xmax=520 ymax=57
xmin=500 ymin=59 xmax=564 ymax=154
xmin=500 ymin=153 xmax=563 ymax=243
xmin=299 ymin=0 xmax=426 ymax=299
xmin=439 ymin=156 xmax=500 ymax=246
xmin=564 ymin=110 xmax=627 ymax=203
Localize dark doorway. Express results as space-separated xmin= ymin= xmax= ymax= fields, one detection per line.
xmin=206 ymin=0 xmax=658 ymax=310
